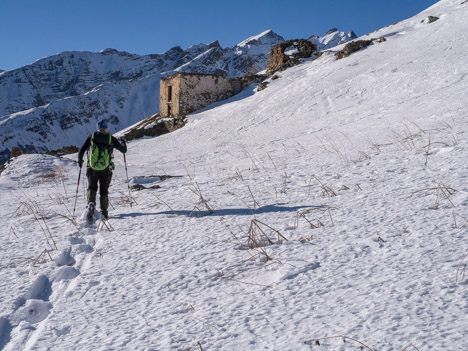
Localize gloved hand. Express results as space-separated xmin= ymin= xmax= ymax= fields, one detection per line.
xmin=78 ymin=159 xmax=83 ymax=168
xmin=120 ymin=138 xmax=127 ymax=153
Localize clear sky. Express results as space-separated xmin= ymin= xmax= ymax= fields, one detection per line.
xmin=0 ymin=0 xmax=439 ymax=71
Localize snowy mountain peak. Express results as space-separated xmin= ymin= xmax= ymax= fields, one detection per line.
xmin=99 ymin=48 xmax=120 ymax=54
xmin=207 ymin=40 xmax=222 ymax=49
xmin=308 ymin=28 xmax=358 ymax=51
xmin=236 ymin=29 xmax=284 ymax=48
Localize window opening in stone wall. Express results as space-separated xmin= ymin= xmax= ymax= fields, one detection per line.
xmin=168 ymin=85 xmax=172 ymax=102
xmin=167 ymin=104 xmax=172 ymax=116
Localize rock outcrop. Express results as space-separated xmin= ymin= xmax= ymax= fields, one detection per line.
xmin=266 ymin=40 xmax=317 ymax=75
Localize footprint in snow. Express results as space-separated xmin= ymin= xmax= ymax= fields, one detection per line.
xmin=11 ymin=300 xmax=53 ymax=325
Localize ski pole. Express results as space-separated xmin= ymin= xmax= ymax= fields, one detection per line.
xmin=123 ymin=153 xmax=133 ymax=207
xmin=72 ymin=164 xmax=82 ymax=217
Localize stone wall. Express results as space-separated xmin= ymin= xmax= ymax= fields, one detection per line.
xmin=178 ymin=74 xmax=233 ymax=116
xmin=266 ymin=39 xmax=316 ymax=75
xmin=159 ymin=75 xmax=182 ymax=117
xmin=159 ymin=73 xmax=268 ymax=118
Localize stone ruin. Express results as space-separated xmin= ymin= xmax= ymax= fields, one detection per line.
xmin=266 ymin=39 xmax=317 ymax=75
xmin=159 ymin=73 xmax=266 ymax=118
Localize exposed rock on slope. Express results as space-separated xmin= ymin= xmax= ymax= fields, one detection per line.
xmin=266 ymin=40 xmax=317 ymax=75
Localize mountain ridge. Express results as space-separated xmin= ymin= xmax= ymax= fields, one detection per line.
xmin=0 ymin=28 xmax=355 ymax=164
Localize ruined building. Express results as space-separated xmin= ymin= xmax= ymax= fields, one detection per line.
xmin=159 ymin=73 xmax=265 ymax=118
xmin=266 ymin=39 xmax=316 ymax=75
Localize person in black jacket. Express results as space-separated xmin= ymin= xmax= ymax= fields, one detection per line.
xmin=78 ymin=119 xmax=127 ymax=219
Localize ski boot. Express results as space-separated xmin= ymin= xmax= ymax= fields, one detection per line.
xmin=87 ymin=202 xmax=95 ymax=223
xmin=100 ymin=196 xmax=109 ymax=220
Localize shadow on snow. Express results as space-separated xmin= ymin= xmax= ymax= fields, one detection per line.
xmin=153 ymin=204 xmax=323 ymax=217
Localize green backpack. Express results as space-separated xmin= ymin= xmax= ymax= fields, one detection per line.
xmin=89 ymin=132 xmax=111 ymax=171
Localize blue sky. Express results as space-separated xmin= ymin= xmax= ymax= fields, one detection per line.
xmin=0 ymin=0 xmax=439 ymax=71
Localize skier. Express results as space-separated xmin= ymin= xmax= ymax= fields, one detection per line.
xmin=78 ymin=119 xmax=127 ymax=220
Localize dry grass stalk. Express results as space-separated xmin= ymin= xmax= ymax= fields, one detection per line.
xmin=55 ymin=213 xmax=78 ymax=227
xmin=307 ymin=176 xmax=313 ymax=197
xmin=452 ymin=212 xmax=468 ymax=229
xmin=424 ymin=134 xmax=431 ymax=166
xmin=231 ymin=170 xmax=244 ymax=181
xmin=266 ymin=152 xmax=278 ymax=169
xmin=182 ymin=163 xmax=194 ymax=182
xmin=241 ymin=147 xmax=260 ymax=172
xmin=316 ymin=136 xmax=349 ymax=164
xmin=13 ymin=201 xmax=58 ymax=251
xmin=456 ymin=253 xmax=467 ymax=284
xmin=13 ymin=201 xmax=43 ymax=217
xmin=154 ymin=194 xmax=179 ymax=216
xmin=48 ymin=192 xmax=67 ymax=206
xmin=434 ymin=182 xmax=456 ymax=207
xmin=36 ymin=212 xmax=58 ymax=250
xmin=282 ymin=172 xmax=289 ymax=193
xmin=410 ymin=182 xmax=456 ymax=209
xmin=248 ymin=185 xmax=260 ymax=210
xmin=9 ymin=249 xmax=54 ymax=267
xmin=400 ymin=343 xmax=421 ymax=351
xmin=186 ymin=304 xmax=196 ymax=312
xmin=313 ymin=175 xmax=337 ymax=198
xmin=98 ymin=219 xmax=114 ymax=232
xmin=9 ymin=227 xmax=19 ymax=240
xmin=304 ymin=335 xmax=373 ymax=350
xmin=227 ymin=191 xmax=255 ymax=215
xmin=189 ymin=206 xmax=207 ymax=218
xmin=247 ymin=219 xmax=288 ymax=249
xmin=192 ymin=315 xmax=221 ymax=332
xmin=358 ymin=151 xmax=371 ymax=161
xmin=189 ymin=182 xmax=214 ymax=215
xmin=115 ymin=194 xmax=138 ymax=207
xmin=389 ymin=128 xmax=422 ymax=151
xmin=294 ymin=206 xmax=336 ymax=229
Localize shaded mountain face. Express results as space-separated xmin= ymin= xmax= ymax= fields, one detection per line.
xmin=0 ymin=28 xmax=355 ymax=164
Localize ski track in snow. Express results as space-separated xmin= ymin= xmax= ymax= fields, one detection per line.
xmin=1 ymin=0 xmax=468 ymax=350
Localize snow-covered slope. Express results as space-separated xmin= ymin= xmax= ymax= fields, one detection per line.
xmin=0 ymin=29 xmax=354 ymax=165
xmin=1 ymin=1 xmax=466 ymax=349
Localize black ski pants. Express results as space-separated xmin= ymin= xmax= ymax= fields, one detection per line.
xmin=87 ymin=168 xmax=113 ymax=196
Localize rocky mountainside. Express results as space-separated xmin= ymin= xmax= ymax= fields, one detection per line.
xmin=0 ymin=28 xmax=355 ymax=164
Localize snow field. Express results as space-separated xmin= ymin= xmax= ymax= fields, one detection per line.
xmin=1 ymin=0 xmax=467 ymax=349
